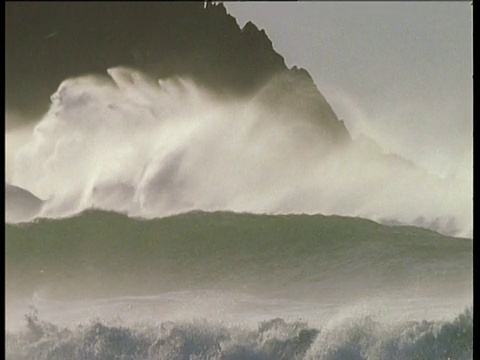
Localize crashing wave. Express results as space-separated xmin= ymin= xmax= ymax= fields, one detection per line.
xmin=9 ymin=68 xmax=472 ymax=237
xmin=6 ymin=307 xmax=472 ymax=360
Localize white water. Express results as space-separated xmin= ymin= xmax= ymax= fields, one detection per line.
xmin=7 ymin=288 xmax=468 ymax=334
xmin=8 ymin=67 xmax=472 ymax=237
xmin=6 ymin=289 xmax=472 ymax=359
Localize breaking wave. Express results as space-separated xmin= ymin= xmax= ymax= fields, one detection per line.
xmin=5 ymin=210 xmax=472 ymax=301
xmin=6 ymin=307 xmax=472 ymax=360
xmin=8 ymin=67 xmax=472 ymax=237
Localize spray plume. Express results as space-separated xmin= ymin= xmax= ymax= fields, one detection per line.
xmin=9 ymin=67 xmax=472 ymax=237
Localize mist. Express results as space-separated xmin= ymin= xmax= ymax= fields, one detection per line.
xmin=8 ymin=67 xmax=472 ymax=237
xmin=5 ymin=112 xmax=37 ymax=184
xmin=225 ymin=2 xmax=473 ymax=183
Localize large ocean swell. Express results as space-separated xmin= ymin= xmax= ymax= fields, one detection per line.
xmin=5 ymin=3 xmax=473 ymax=359
xmin=6 ymin=211 xmax=473 ymax=359
xmin=5 ymin=70 xmax=473 ymax=359
xmin=6 ymin=211 xmax=472 ymax=346
xmin=6 ymin=210 xmax=472 ymax=301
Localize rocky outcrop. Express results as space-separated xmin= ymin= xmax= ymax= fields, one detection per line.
xmin=6 ymin=2 xmax=349 ymax=142
xmin=5 ymin=184 xmax=44 ymax=223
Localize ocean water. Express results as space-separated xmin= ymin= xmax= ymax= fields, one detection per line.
xmin=5 ymin=211 xmax=473 ymax=359
xmin=5 ymin=307 xmax=474 ymax=360
xmin=5 ymin=4 xmax=473 ymax=358
xmin=5 ymin=70 xmax=473 ymax=359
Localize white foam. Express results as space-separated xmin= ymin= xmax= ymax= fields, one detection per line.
xmin=9 ymin=67 xmax=472 ymax=236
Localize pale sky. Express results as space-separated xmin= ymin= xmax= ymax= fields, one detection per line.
xmin=225 ymin=2 xmax=473 ymax=179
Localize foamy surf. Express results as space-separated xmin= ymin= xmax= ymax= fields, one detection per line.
xmin=5 ymin=3 xmax=472 ymax=360
xmin=6 ymin=210 xmax=472 ymax=360
xmin=6 ymin=304 xmax=472 ymax=360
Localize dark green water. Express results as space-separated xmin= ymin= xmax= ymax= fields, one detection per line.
xmin=6 ymin=210 xmax=472 ymax=299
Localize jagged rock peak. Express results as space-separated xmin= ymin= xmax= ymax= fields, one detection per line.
xmin=6 ymin=1 xmax=350 ymax=145
xmin=6 ymin=2 xmax=288 ymax=116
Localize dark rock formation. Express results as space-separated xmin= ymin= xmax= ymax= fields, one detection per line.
xmin=6 ymin=1 xmax=350 ymax=142
xmin=5 ymin=184 xmax=44 ymax=223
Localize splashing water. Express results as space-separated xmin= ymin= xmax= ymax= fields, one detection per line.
xmin=9 ymin=67 xmax=472 ymax=237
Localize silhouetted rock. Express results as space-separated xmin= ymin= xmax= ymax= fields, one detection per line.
xmin=5 ymin=184 xmax=44 ymax=223
xmin=6 ymin=2 xmax=349 ymax=142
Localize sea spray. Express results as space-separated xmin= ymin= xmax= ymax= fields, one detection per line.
xmin=9 ymin=68 xmax=472 ymax=236
xmin=5 ymin=307 xmax=472 ymax=360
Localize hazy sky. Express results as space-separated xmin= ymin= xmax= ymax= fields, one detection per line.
xmin=226 ymin=2 xmax=473 ymax=179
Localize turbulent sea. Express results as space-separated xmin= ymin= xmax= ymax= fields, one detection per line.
xmin=5 ymin=4 xmax=473 ymax=359
xmin=5 ymin=71 xmax=473 ymax=359
xmin=5 ymin=211 xmax=473 ymax=359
